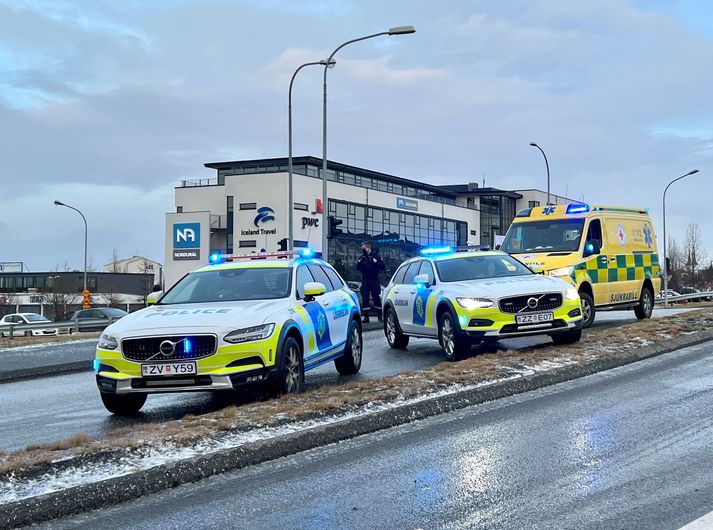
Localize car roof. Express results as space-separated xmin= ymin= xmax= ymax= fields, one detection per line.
xmin=193 ymin=257 xmax=328 ymax=273
xmin=404 ymin=250 xmax=506 ymax=264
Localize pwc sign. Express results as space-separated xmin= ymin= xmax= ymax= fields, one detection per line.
xmin=173 ymin=222 xmax=201 ymax=260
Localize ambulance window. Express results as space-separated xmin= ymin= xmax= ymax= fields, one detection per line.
xmin=392 ymin=264 xmax=408 ymax=284
xmin=295 ymin=266 xmax=315 ymax=299
xmin=307 ymin=264 xmax=334 ymax=292
xmin=403 ymin=261 xmax=422 ymax=284
xmin=418 ymin=261 xmax=436 ymax=284
xmin=585 ymin=219 xmax=603 ymax=248
xmin=322 ymin=266 xmax=344 ymax=290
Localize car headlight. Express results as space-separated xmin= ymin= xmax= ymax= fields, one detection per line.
xmin=98 ymin=334 xmax=118 ymax=350
xmin=224 ymin=324 xmax=275 ymax=344
xmin=549 ymin=266 xmax=574 ymax=277
xmin=564 ymin=287 xmax=579 ymax=301
xmin=456 ymin=297 xmax=494 ymax=310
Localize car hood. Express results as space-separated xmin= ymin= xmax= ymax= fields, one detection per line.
xmin=511 ymin=252 xmax=579 ymax=272
xmin=443 ymin=274 xmax=570 ymax=300
xmin=104 ymin=299 xmax=292 ymax=337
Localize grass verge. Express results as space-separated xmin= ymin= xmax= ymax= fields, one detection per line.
xmin=1 ymin=309 xmax=712 ymax=479
xmin=0 ymin=332 xmax=100 ymax=350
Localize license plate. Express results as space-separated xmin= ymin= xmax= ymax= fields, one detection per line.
xmin=516 ymin=312 xmax=554 ymax=324
xmin=141 ymin=362 xmax=197 ymax=377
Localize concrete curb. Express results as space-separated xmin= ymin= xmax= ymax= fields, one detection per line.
xmin=0 ymin=361 xmax=91 ymax=383
xmin=2 ymin=328 xmax=713 ymax=529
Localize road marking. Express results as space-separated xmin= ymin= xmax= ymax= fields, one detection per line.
xmin=679 ymin=510 xmax=713 ymax=530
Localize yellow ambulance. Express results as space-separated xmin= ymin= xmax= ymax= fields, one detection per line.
xmin=500 ymin=204 xmax=661 ymax=328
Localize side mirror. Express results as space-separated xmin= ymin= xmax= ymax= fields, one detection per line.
xmin=530 ymin=265 xmax=545 ymax=275
xmin=303 ymin=282 xmax=326 ymax=301
xmin=583 ymin=240 xmax=601 ymax=257
xmin=147 ymin=291 xmax=163 ymax=305
xmin=414 ymin=273 xmax=431 ymax=287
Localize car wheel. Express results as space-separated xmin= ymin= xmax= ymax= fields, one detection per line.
xmin=100 ymin=393 xmax=147 ymax=415
xmin=335 ymin=319 xmax=362 ymax=375
xmin=24 ymin=330 xmax=32 ymax=337
xmin=384 ymin=307 xmax=409 ymax=349
xmin=438 ymin=311 xmax=469 ymax=361
xmin=270 ymin=336 xmax=304 ymax=395
xmin=634 ymin=286 xmax=654 ymax=320
xmin=551 ymin=329 xmax=582 ymax=345
xmin=579 ymin=292 xmax=596 ymax=328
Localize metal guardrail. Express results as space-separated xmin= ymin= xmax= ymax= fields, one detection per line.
xmin=0 ymin=317 xmax=122 ymax=339
xmin=655 ymin=292 xmax=713 ymax=305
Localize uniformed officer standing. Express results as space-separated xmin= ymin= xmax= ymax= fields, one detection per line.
xmin=356 ymin=241 xmax=385 ymax=323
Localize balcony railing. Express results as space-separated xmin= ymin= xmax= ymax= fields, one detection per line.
xmin=179 ymin=178 xmax=220 ymax=187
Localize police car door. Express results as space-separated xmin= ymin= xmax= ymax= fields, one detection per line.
xmin=396 ymin=261 xmax=423 ymax=332
xmin=319 ymin=264 xmax=352 ymax=344
xmin=407 ymin=260 xmax=438 ymax=336
xmin=305 ymin=264 xmax=345 ymax=357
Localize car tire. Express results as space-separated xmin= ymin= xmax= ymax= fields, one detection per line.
xmin=24 ymin=330 xmax=32 ymax=337
xmin=270 ymin=336 xmax=304 ymax=395
xmin=438 ymin=311 xmax=469 ymax=361
xmin=384 ymin=307 xmax=409 ymax=349
xmin=634 ymin=286 xmax=654 ymax=320
xmin=100 ymin=393 xmax=147 ymax=415
xmin=551 ymin=329 xmax=582 ymax=345
xmin=579 ymin=291 xmax=596 ymax=328
xmin=335 ymin=319 xmax=362 ymax=375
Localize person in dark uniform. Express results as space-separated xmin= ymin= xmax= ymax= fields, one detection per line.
xmin=356 ymin=241 xmax=385 ymax=323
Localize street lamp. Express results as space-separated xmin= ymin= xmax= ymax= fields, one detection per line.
xmin=662 ymin=169 xmax=700 ymax=308
xmin=288 ymin=58 xmax=335 ymax=250
xmin=321 ymin=25 xmax=416 ymax=260
xmin=54 ymin=200 xmax=88 ymax=293
xmin=529 ymin=142 xmax=551 ymax=205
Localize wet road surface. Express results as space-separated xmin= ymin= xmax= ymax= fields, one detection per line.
xmin=43 ymin=340 xmax=713 ymax=530
xmin=0 ymin=308 xmax=695 ymax=451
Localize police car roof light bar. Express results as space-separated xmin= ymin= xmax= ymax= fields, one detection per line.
xmin=210 ymin=249 xmax=317 ymax=263
xmin=420 ymin=246 xmax=453 ymax=256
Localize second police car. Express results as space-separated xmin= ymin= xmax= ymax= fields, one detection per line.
xmin=383 ymin=247 xmax=584 ymax=360
xmin=94 ymin=250 xmax=362 ymax=415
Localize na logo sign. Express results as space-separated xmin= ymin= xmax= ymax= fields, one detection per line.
xmin=173 ymin=223 xmax=200 ymax=248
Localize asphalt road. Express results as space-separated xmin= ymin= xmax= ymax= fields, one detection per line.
xmin=0 ymin=308 xmax=695 ymax=452
xmin=43 ymin=340 xmax=713 ymax=530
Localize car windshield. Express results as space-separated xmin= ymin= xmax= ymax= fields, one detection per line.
xmin=159 ymin=267 xmax=292 ymax=304
xmin=102 ymin=308 xmax=127 ymax=317
xmin=435 ymin=255 xmax=533 ymax=282
xmin=501 ymin=219 xmax=585 ymax=253
xmin=24 ymin=314 xmax=49 ymax=322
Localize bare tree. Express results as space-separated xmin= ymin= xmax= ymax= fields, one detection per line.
xmin=108 ymin=249 xmax=122 ymax=273
xmin=104 ymin=289 xmax=123 ymax=308
xmin=684 ymin=222 xmax=707 ymax=287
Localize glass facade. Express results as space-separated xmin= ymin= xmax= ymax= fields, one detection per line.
xmin=328 ymin=199 xmax=468 ymax=283
xmin=479 ymin=194 xmax=517 ymax=247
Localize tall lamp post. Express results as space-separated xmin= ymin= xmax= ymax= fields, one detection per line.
xmin=288 ymin=58 xmax=335 ymax=250
xmin=662 ymin=168 xmax=700 ymax=307
xmin=321 ymin=25 xmax=416 ymax=260
xmin=529 ymin=142 xmax=550 ymax=206
xmin=54 ymin=200 xmax=88 ymax=293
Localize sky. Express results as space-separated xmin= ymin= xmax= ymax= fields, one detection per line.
xmin=1 ymin=0 xmax=712 ymax=271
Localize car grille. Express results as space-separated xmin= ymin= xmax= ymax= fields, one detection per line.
xmin=499 ymin=293 xmax=563 ymax=313
xmin=121 ymin=335 xmax=217 ymax=362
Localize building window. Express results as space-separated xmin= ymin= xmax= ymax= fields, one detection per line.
xmin=294 ymin=203 xmax=309 ymax=211
xmin=239 ymin=240 xmax=257 ymax=248
xmin=528 ymin=200 xmax=540 ymax=208
xmin=177 ymin=206 xmax=183 ymax=213
xmin=30 ymin=295 xmax=42 ymax=303
xmin=239 ymin=203 xmax=256 ymax=210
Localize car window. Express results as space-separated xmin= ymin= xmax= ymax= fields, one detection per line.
xmin=322 ymin=266 xmax=344 ymax=290
xmin=80 ymin=310 xmax=96 ymax=319
xmin=436 ymin=255 xmax=532 ymax=282
xmin=403 ymin=261 xmax=422 ymax=284
xmin=103 ymin=308 xmax=127 ymax=317
xmin=295 ymin=265 xmax=315 ymax=299
xmin=307 ymin=264 xmax=334 ymax=292
xmin=418 ymin=261 xmax=436 ymax=284
xmin=392 ymin=264 xmax=408 ymax=285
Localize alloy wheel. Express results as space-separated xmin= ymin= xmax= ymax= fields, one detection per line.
xmin=351 ymin=327 xmax=362 ymax=365
xmin=442 ymin=317 xmax=454 ymax=355
xmin=285 ymin=345 xmax=300 ymax=392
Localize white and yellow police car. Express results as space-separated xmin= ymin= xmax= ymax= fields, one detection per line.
xmin=383 ymin=247 xmax=583 ymax=360
xmin=94 ymin=250 xmax=362 ymax=415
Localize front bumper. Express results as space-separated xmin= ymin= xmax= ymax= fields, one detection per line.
xmin=454 ymin=299 xmax=583 ymax=339
xmin=95 ymin=336 xmax=280 ymax=395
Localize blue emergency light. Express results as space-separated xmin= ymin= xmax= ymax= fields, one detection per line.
xmin=420 ymin=246 xmax=453 ymax=256
xmin=566 ymin=204 xmax=590 ymax=214
xmin=300 ymin=248 xmax=315 ymax=258
xmin=183 ymin=338 xmax=193 ymax=354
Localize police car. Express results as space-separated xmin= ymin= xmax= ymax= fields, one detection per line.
xmin=383 ymin=247 xmax=583 ymax=360
xmin=94 ymin=250 xmax=362 ymax=415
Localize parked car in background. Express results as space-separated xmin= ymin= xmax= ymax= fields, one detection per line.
xmin=679 ymin=287 xmax=711 ymax=302
xmin=656 ymin=290 xmax=688 ymax=305
xmin=69 ymin=307 xmax=128 ymax=331
xmin=0 ymin=313 xmax=59 ymax=337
